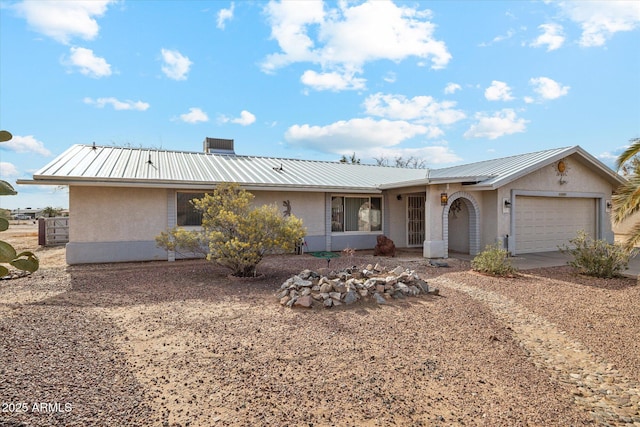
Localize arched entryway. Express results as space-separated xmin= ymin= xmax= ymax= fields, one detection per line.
xmin=442 ymin=192 xmax=480 ymax=256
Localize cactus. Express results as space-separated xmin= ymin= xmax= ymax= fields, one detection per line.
xmin=0 ymin=130 xmax=39 ymax=277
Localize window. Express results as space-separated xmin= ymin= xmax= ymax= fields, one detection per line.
xmin=331 ymin=196 xmax=382 ymax=232
xmin=177 ymin=192 xmax=205 ymax=226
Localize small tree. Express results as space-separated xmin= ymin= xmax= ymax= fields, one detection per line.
xmin=42 ymin=206 xmax=62 ymax=217
xmin=156 ymin=183 xmax=306 ymax=277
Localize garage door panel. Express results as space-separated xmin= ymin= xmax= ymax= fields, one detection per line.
xmin=515 ymin=197 xmax=596 ymax=253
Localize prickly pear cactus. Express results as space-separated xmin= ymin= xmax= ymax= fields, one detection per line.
xmin=0 ymin=180 xmax=39 ymax=277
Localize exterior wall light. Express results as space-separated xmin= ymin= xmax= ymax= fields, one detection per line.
xmin=440 ymin=193 xmax=448 ymax=206
xmin=504 ymin=200 xmax=512 ymax=208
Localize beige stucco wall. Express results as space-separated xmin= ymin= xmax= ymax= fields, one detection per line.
xmin=69 ymin=186 xmax=168 ymax=242
xmin=251 ymin=190 xmax=325 ymax=236
xmin=499 ymin=153 xmax=616 ymax=241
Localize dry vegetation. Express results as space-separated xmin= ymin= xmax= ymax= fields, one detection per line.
xmin=0 ymin=223 xmax=639 ymax=426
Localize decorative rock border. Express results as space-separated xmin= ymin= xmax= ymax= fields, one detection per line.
xmin=277 ymin=263 xmax=439 ymax=308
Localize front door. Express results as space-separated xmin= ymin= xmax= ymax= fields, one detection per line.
xmin=407 ymin=194 xmax=425 ymax=247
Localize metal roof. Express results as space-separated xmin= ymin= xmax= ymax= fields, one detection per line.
xmin=22 ymin=144 xmax=623 ymax=191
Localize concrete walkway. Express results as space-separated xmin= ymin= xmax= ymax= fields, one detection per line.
xmin=496 ymin=251 xmax=640 ymax=279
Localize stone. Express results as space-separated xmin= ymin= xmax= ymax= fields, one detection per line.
xmin=373 ymin=235 xmax=396 ymax=257
xmin=396 ymin=283 xmax=409 ymax=294
xmin=373 ymin=293 xmax=387 ymax=304
xmin=373 ymin=263 xmax=383 ymax=272
xmin=300 ymin=288 xmax=311 ymax=296
xmin=359 ymin=289 xmax=368 ymax=297
xmin=332 ymin=282 xmax=347 ymax=293
xmin=311 ymin=293 xmax=323 ymax=301
xmin=319 ymin=283 xmax=333 ymax=294
xmin=385 ymin=276 xmax=397 ymax=285
xmin=320 ymin=292 xmax=330 ymax=300
xmin=293 ymin=276 xmax=313 ymax=287
xmin=376 ymin=284 xmax=386 ymax=293
xmin=286 ymin=297 xmax=297 ymax=307
xmin=344 ymin=291 xmax=358 ymax=305
xmin=408 ymin=285 xmax=420 ymax=296
xmin=280 ymin=296 xmax=290 ymax=305
xmin=366 ymin=264 xmax=373 ymax=271
xmin=277 ymin=289 xmax=289 ymax=299
xmin=299 ymin=269 xmax=313 ymax=279
xmin=294 ymin=295 xmax=313 ymax=308
xmin=323 ymin=298 xmax=333 ymax=308
xmin=390 ymin=266 xmax=404 ymax=275
xmin=332 ymin=299 xmax=342 ymax=306
xmin=430 ymin=287 xmax=440 ymax=296
xmin=329 ymin=292 xmax=342 ymax=300
xmin=416 ymin=280 xmax=429 ymax=294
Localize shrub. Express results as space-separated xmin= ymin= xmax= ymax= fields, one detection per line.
xmin=471 ymin=243 xmax=516 ymax=277
xmin=157 ymin=183 xmax=306 ymax=277
xmin=559 ymin=230 xmax=632 ymax=278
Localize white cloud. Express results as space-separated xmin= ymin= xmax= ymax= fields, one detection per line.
xmin=529 ymin=77 xmax=570 ymax=100
xmin=557 ymin=1 xmax=640 ymax=47
xmin=484 ymin=80 xmax=514 ymax=101
xmin=84 ymin=97 xmax=150 ymax=111
xmin=0 ymin=162 xmax=19 ymax=178
xmin=179 ymin=108 xmax=209 ymax=124
xmin=363 ymin=93 xmax=466 ymax=127
xmin=464 ymin=109 xmax=529 ymax=140
xmin=530 ymin=23 xmax=565 ymax=51
xmin=479 ymin=29 xmax=515 ymax=47
xmin=66 ymin=47 xmax=112 ymax=78
xmin=161 ymin=49 xmax=192 ymax=80
xmin=285 ymin=118 xmax=429 ymax=153
xmin=300 ymin=70 xmax=366 ymax=91
xmin=217 ymin=3 xmax=235 ymax=29
xmin=444 ymin=82 xmax=461 ymax=94
xmin=13 ymin=0 xmax=116 ymax=44
xmin=0 ymin=135 xmax=52 ymax=157
xmin=383 ymin=72 xmax=396 ymax=83
xmin=220 ymin=110 xmax=256 ymax=126
xmin=262 ymin=0 xmax=451 ymax=91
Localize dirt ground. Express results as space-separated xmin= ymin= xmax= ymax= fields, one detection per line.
xmin=0 ymin=223 xmax=639 ymax=426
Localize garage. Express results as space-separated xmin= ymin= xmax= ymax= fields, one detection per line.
xmin=515 ymin=196 xmax=597 ymax=253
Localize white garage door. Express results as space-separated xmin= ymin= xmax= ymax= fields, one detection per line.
xmin=515 ymin=196 xmax=597 ymax=253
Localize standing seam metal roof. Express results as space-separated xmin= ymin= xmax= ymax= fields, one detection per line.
xmin=28 ymin=144 xmax=624 ymax=190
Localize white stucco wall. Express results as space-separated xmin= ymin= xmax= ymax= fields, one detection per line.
xmin=69 ymin=186 xmax=168 ymax=242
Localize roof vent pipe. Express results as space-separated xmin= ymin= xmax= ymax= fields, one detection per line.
xmin=204 ymin=137 xmax=235 ymax=155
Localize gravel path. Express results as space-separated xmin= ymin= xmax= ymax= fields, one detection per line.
xmin=432 ymin=276 xmax=640 ymax=426
xmin=0 ymin=236 xmax=638 ymax=426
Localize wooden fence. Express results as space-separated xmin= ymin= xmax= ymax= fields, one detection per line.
xmin=38 ymin=217 xmax=69 ymax=246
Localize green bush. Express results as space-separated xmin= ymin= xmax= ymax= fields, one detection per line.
xmin=471 ymin=243 xmax=517 ymax=277
xmin=559 ymin=230 xmax=632 ymax=278
xmin=157 ymin=183 xmax=306 ymax=277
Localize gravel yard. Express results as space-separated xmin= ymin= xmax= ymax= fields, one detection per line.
xmin=1 ymin=224 xmax=639 ymax=426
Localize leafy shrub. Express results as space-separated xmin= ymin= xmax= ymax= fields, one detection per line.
xmin=471 ymin=243 xmax=516 ymax=277
xmin=157 ymin=183 xmax=306 ymax=277
xmin=559 ymin=230 xmax=632 ymax=278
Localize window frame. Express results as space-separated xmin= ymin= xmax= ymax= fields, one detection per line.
xmin=176 ymin=192 xmax=206 ymax=227
xmin=330 ymin=194 xmax=384 ymax=234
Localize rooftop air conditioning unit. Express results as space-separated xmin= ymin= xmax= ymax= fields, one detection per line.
xmin=204 ymin=137 xmax=235 ymax=155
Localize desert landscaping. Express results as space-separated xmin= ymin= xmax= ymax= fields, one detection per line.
xmin=1 ymin=223 xmax=639 ymax=426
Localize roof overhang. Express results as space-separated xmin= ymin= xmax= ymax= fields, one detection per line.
xmin=16 ymin=177 xmax=382 ymax=194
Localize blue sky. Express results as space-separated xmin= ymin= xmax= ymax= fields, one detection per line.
xmin=1 ymin=0 xmax=639 ymax=210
